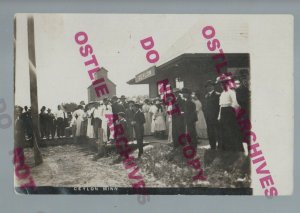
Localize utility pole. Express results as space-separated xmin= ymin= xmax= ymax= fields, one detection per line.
xmin=27 ymin=15 xmax=43 ymax=165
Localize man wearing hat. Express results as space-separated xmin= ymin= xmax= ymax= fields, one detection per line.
xmin=132 ymin=103 xmax=146 ymax=158
xmin=203 ymin=80 xmax=221 ymax=150
xmin=171 ymin=87 xmax=185 ymax=148
xmin=80 ymin=101 xmax=86 ymax=108
xmin=181 ymin=88 xmax=198 ymax=148
xmin=125 ymin=100 xmax=135 ymax=141
xmin=55 ymin=105 xmax=66 ymax=139
xmin=120 ymin=95 xmax=129 ymax=110
xmin=46 ymin=108 xmax=56 ymax=140
xmin=40 ymin=106 xmax=48 ymax=139
xmin=111 ymin=95 xmax=125 ymax=115
xmin=15 ymin=106 xmax=25 ymax=146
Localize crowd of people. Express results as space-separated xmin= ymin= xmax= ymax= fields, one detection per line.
xmin=14 ymin=72 xmax=250 ymax=157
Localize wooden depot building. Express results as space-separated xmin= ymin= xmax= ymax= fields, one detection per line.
xmin=127 ymin=53 xmax=250 ymax=102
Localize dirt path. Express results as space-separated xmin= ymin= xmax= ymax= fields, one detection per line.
xmin=21 ymin=144 xmax=165 ymax=187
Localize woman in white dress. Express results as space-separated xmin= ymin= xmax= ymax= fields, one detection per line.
xmin=192 ymin=95 xmax=208 ymax=138
xmin=100 ymin=98 xmax=112 ymax=142
xmin=149 ymin=101 xmax=158 ymax=135
xmin=72 ymin=105 xmax=86 ymax=142
xmin=86 ymin=105 xmax=95 ymax=138
xmin=153 ymin=103 xmax=167 ymax=139
xmin=142 ymin=99 xmax=151 ymax=136
xmin=167 ymin=104 xmax=173 ymax=143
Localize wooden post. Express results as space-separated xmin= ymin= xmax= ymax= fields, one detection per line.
xmin=27 ymin=15 xmax=43 ymax=165
xmin=97 ymin=128 xmax=106 ymax=157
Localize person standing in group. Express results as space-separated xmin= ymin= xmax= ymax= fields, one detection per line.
xmin=15 ymin=106 xmax=25 ymax=147
xmin=149 ymin=100 xmax=158 ymax=136
xmin=79 ymin=101 xmax=86 ymax=109
xmin=171 ymin=88 xmax=185 ymax=148
xmin=166 ymin=103 xmax=173 ymax=143
xmin=203 ymin=80 xmax=221 ymax=150
xmin=192 ymin=93 xmax=207 ymax=139
xmin=132 ymin=103 xmax=146 ymax=158
xmin=80 ymin=101 xmax=87 ymax=136
xmin=181 ymin=88 xmax=198 ymax=148
xmin=86 ymin=104 xmax=95 ymax=139
xmin=64 ymin=112 xmax=74 ymax=138
xmin=119 ymin=95 xmax=129 ymax=110
xmin=55 ymin=105 xmax=66 ymax=138
xmin=236 ymin=70 xmax=251 ymax=145
xmin=39 ymin=106 xmax=47 ymax=139
xmin=216 ymin=75 xmax=244 ymax=152
xmin=21 ymin=106 xmax=33 ymax=140
xmin=142 ymin=99 xmax=152 ymax=136
xmin=153 ymin=101 xmax=167 ymax=139
xmin=100 ymin=98 xmax=112 ymax=142
xmin=110 ymin=111 xmax=129 ymax=163
xmin=117 ymin=112 xmax=128 ymax=139
xmin=236 ymin=70 xmax=250 ymax=114
xmin=111 ymin=96 xmax=125 ymax=115
xmin=72 ymin=105 xmax=86 ymax=143
xmin=93 ymin=102 xmax=102 ymax=139
xmin=46 ymin=108 xmax=56 ymax=140
xmin=125 ymin=100 xmax=135 ymax=141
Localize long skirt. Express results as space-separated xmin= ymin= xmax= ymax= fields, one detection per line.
xmin=195 ymin=110 xmax=208 ymax=138
xmin=144 ymin=112 xmax=152 ymax=136
xmin=102 ymin=120 xmax=108 ymax=142
xmin=219 ymin=107 xmax=244 ymax=152
xmin=154 ymin=115 xmax=166 ymax=131
xmin=86 ymin=118 xmax=94 ymax=138
xmin=75 ymin=117 xmax=87 ymax=137
xmin=168 ymin=117 xmax=172 ymax=142
xmin=75 ymin=118 xmax=83 ymax=136
xmin=151 ymin=116 xmax=156 ymax=133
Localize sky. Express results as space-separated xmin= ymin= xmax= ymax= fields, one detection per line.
xmin=15 ymin=14 xmax=249 ymax=110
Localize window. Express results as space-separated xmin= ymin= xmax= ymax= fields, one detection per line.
xmin=175 ymin=77 xmax=184 ymax=89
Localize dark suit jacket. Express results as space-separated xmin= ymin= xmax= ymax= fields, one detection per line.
xmin=15 ymin=116 xmax=25 ymax=147
xmin=236 ymin=86 xmax=250 ymax=113
xmin=112 ymin=102 xmax=125 ymax=115
xmin=172 ymin=95 xmax=185 ymax=122
xmin=125 ymin=108 xmax=135 ymax=122
xmin=203 ymin=91 xmax=220 ymax=124
xmin=183 ymin=98 xmax=198 ymax=125
xmin=133 ymin=110 xmax=145 ymax=138
xmin=133 ymin=110 xmax=145 ymax=125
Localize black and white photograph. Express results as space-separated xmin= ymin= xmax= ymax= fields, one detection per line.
xmin=13 ymin=14 xmax=292 ymax=196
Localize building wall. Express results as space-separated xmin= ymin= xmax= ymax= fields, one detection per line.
xmin=88 ymin=81 xmax=116 ymax=102
xmin=149 ymin=80 xmax=158 ymax=98
xmin=87 ymin=67 xmax=116 ymax=102
xmin=142 ymin=55 xmax=250 ymax=102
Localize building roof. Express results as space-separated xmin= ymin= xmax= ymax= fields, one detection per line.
xmin=127 ymin=53 xmax=250 ymax=85
xmin=88 ymin=67 xmax=116 ymax=89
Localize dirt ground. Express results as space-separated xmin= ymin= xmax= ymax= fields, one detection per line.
xmin=16 ymin=136 xmax=250 ymax=189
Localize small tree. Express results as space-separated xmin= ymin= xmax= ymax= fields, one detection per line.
xmin=62 ymin=102 xmax=78 ymax=112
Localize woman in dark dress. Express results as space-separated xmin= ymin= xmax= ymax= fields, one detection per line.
xmin=217 ymin=76 xmax=244 ymax=152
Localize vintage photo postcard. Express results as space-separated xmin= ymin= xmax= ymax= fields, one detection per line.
xmin=14 ymin=14 xmax=293 ymax=198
